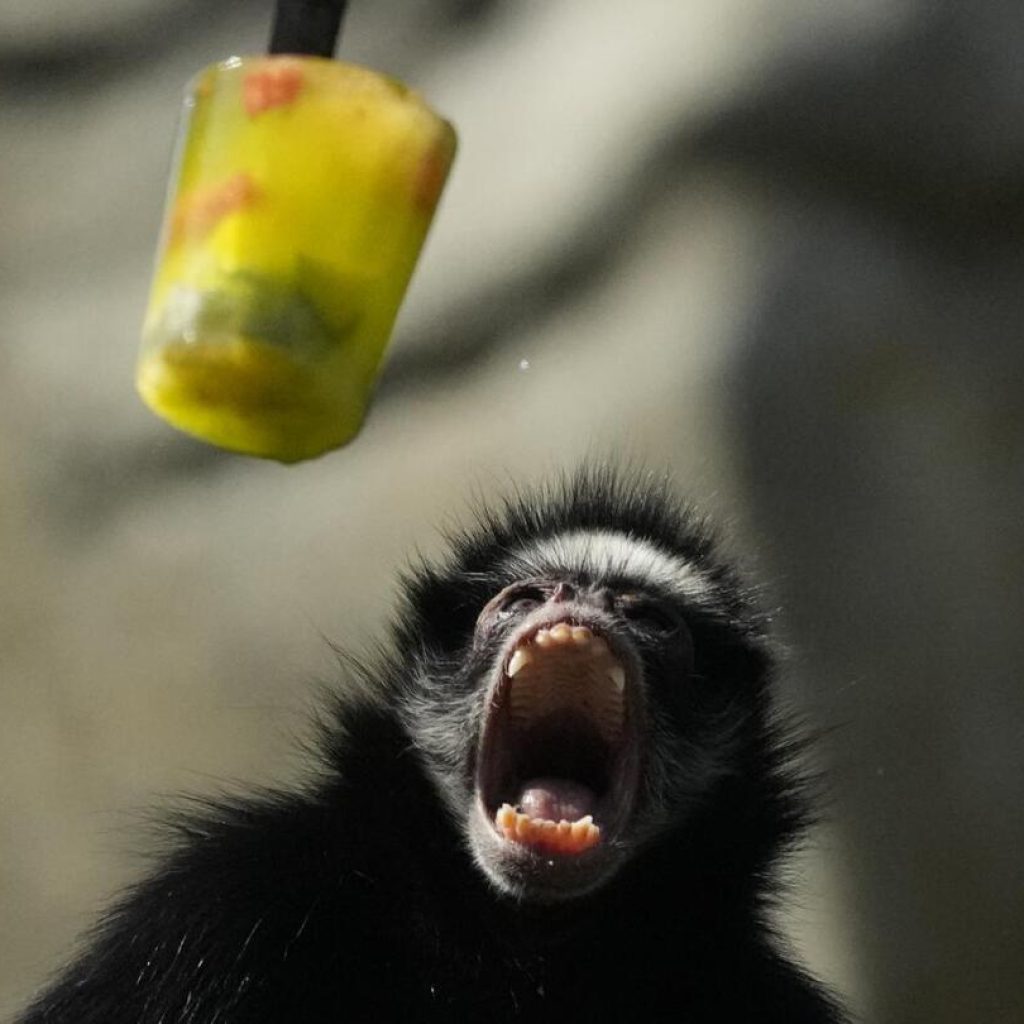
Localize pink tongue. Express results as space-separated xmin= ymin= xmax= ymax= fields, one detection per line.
xmin=517 ymin=778 xmax=596 ymax=822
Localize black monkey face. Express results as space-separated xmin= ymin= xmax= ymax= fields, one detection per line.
xmin=463 ymin=531 xmax=716 ymax=903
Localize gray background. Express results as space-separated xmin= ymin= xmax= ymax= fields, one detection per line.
xmin=3 ymin=1 xmax=1023 ymax=1020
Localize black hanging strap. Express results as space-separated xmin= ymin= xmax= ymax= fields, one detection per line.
xmin=269 ymin=0 xmax=349 ymax=58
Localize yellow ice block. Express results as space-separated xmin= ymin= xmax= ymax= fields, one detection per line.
xmin=138 ymin=55 xmax=456 ymax=462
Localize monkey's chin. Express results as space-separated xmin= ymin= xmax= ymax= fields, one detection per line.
xmin=466 ymin=801 xmax=631 ymax=903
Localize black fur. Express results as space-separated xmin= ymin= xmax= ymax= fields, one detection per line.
xmin=19 ymin=469 xmax=847 ymax=1022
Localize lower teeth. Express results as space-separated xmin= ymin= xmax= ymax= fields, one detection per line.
xmin=495 ymin=803 xmax=600 ymax=854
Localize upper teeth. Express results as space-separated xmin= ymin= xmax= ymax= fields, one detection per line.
xmin=505 ymin=624 xmax=626 ymax=693
xmin=507 ymin=648 xmax=532 ymax=677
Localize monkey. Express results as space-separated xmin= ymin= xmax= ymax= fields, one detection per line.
xmin=17 ymin=467 xmax=847 ymax=1022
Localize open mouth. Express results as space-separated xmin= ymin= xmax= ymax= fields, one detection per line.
xmin=476 ymin=619 xmax=639 ymax=863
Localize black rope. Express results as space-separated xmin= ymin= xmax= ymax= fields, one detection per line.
xmin=269 ymin=0 xmax=349 ymax=58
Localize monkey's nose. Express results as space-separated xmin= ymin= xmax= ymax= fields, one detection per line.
xmin=558 ymin=585 xmax=616 ymax=614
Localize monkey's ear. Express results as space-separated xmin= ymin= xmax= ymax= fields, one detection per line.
xmin=396 ymin=564 xmax=486 ymax=653
xmin=691 ymin=617 xmax=773 ymax=695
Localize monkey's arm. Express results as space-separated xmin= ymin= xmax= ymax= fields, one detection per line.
xmin=754 ymin=953 xmax=851 ymax=1024
xmin=18 ymin=795 xmax=334 ymax=1023
xmin=17 ymin=699 xmax=444 ymax=1023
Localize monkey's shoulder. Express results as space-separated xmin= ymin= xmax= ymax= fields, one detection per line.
xmin=19 ymin=780 xmax=433 ymax=1022
xmin=19 ymin=731 xmax=846 ymax=1022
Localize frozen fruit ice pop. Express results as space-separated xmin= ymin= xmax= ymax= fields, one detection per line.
xmin=138 ymin=56 xmax=456 ymax=462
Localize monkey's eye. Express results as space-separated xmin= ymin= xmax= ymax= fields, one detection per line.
xmin=497 ymin=586 xmax=546 ymax=616
xmin=621 ymin=597 xmax=681 ymax=633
